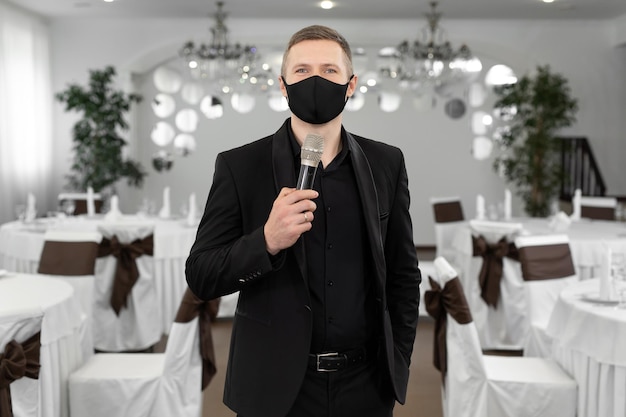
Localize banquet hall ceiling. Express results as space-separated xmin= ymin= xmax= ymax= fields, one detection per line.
xmin=9 ymin=0 xmax=626 ymax=21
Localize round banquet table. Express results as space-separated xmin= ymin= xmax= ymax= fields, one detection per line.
xmin=0 ymin=273 xmax=85 ymax=417
xmin=546 ymin=278 xmax=626 ymax=417
xmin=0 ymin=215 xmax=197 ymax=334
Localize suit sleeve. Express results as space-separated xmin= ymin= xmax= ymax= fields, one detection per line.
xmin=384 ymin=151 xmax=421 ymax=365
xmin=185 ymin=153 xmax=276 ymax=300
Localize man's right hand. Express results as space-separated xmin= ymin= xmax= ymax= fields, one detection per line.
xmin=264 ymin=187 xmax=318 ymax=255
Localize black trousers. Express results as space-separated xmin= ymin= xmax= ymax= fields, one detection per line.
xmin=284 ymin=359 xmax=395 ymax=417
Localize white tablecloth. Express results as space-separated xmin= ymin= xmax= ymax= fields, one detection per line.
xmin=546 ymin=278 xmax=626 ymax=417
xmin=0 ymin=215 xmax=197 ymax=334
xmin=0 ymin=273 xmax=85 ymax=417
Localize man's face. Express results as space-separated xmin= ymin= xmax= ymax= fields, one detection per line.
xmin=280 ymin=39 xmax=355 ymax=95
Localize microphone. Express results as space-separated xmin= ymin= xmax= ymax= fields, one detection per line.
xmin=296 ymin=133 xmax=324 ymax=190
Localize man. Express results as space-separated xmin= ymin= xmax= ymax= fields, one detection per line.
xmin=186 ymin=25 xmax=421 ymax=417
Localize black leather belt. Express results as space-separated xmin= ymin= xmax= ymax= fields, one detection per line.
xmin=308 ymin=345 xmax=372 ymax=372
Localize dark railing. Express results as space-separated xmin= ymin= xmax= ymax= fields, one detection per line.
xmin=559 ymin=136 xmax=606 ymax=201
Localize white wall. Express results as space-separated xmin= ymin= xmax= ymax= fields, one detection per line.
xmin=47 ymin=16 xmax=626 ymax=245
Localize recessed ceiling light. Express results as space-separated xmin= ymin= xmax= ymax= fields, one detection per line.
xmin=320 ymin=1 xmax=334 ymax=10
xmin=541 ymin=0 xmax=555 ymax=3
xmin=103 ymin=0 xmax=115 ymax=3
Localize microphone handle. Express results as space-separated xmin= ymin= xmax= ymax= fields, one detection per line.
xmin=296 ymin=164 xmax=318 ymax=190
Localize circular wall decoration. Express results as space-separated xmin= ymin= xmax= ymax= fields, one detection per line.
xmin=175 ymin=108 xmax=199 ymax=133
xmin=181 ymin=82 xmax=205 ymax=105
xmin=485 ymin=64 xmax=517 ymax=87
xmin=471 ymin=136 xmax=494 ymax=160
xmin=151 ymin=93 xmax=176 ymax=118
xmin=150 ymin=121 xmax=175 ymax=147
xmin=444 ymin=98 xmax=466 ymax=119
xmin=152 ymin=150 xmax=174 ymax=172
xmin=345 ymin=92 xmax=365 ymax=112
xmin=173 ymin=133 xmax=197 ymax=156
xmin=231 ymin=93 xmax=256 ymax=114
xmin=468 ymin=82 xmax=487 ymax=107
xmin=413 ymin=93 xmax=436 ymax=112
xmin=267 ymin=91 xmax=289 ymax=112
xmin=200 ymin=96 xmax=224 ymax=119
xmin=378 ymin=91 xmax=401 ymax=113
xmin=153 ymin=65 xmax=183 ymax=94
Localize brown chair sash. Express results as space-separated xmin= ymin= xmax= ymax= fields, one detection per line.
xmin=97 ymin=234 xmax=154 ymax=315
xmin=71 ymin=199 xmax=104 ymax=215
xmin=581 ymin=206 xmax=615 ymax=221
xmin=472 ymin=235 xmax=519 ymax=308
xmin=175 ymin=289 xmax=218 ymax=390
xmin=38 ymin=241 xmax=99 ymax=276
xmin=424 ymin=277 xmax=472 ymax=384
xmin=0 ymin=332 xmax=41 ymax=417
xmin=433 ymin=201 xmax=464 ymax=223
xmin=518 ymin=243 xmax=575 ymax=281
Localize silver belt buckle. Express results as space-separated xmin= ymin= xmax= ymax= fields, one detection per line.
xmin=316 ymin=352 xmax=339 ymax=372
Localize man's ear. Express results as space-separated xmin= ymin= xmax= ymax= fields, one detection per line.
xmin=347 ymin=74 xmax=358 ymax=98
xmin=279 ymin=76 xmax=288 ymax=98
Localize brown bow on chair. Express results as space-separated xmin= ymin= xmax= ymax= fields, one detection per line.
xmin=175 ymin=289 xmax=218 ymax=390
xmin=0 ymin=333 xmax=41 ymax=417
xmin=98 ymin=235 xmax=154 ymax=315
xmin=472 ymin=235 xmax=519 ymax=308
xmin=424 ymin=277 xmax=472 ymax=384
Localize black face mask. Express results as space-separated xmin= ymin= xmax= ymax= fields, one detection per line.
xmin=282 ymin=75 xmax=353 ymax=124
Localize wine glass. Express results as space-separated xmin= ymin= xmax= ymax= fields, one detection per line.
xmin=60 ymin=199 xmax=76 ymax=216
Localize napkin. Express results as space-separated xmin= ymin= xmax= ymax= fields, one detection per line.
xmin=87 ymin=186 xmax=96 ymax=217
xmin=25 ymin=192 xmax=37 ymax=222
xmin=186 ymin=192 xmax=198 ymax=226
xmin=503 ymin=188 xmax=512 ymax=220
xmin=548 ymin=211 xmax=572 ymax=232
xmin=158 ymin=186 xmax=171 ymax=219
xmin=104 ymin=195 xmax=124 ymax=222
xmin=476 ymin=194 xmax=486 ymax=220
xmin=599 ymin=245 xmax=614 ymax=300
xmin=570 ymin=188 xmax=581 ymax=221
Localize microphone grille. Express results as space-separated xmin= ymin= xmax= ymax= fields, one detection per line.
xmin=301 ymin=133 xmax=324 ymax=167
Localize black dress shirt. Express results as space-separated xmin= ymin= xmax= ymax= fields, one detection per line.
xmin=289 ymin=129 xmax=377 ymax=353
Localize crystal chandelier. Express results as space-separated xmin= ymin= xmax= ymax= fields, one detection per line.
xmin=178 ymin=1 xmax=273 ymax=94
xmin=378 ymin=1 xmax=481 ymax=94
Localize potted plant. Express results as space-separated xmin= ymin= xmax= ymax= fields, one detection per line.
xmin=56 ymin=66 xmax=147 ymax=194
xmin=492 ymin=64 xmax=578 ymax=217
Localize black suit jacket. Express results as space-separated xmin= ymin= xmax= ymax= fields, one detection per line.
xmin=186 ymin=119 xmax=421 ymax=417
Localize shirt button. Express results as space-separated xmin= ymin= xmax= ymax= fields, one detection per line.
xmin=327 ymin=280 xmax=334 ymax=286
xmin=327 ymin=206 xmax=331 ymax=212
xmin=327 ymin=244 xmax=333 ymax=250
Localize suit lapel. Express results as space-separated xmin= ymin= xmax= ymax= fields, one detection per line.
xmin=271 ymin=121 xmax=308 ymax=284
xmin=345 ymin=131 xmax=386 ymax=281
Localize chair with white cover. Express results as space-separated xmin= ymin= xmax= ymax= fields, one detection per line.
xmin=92 ymin=222 xmax=160 ymax=352
xmin=68 ymin=288 xmax=216 ymax=417
xmin=37 ymin=229 xmax=103 ymax=358
xmin=430 ymin=196 xmax=465 ymax=265
xmin=514 ymin=234 xmax=578 ymax=358
xmin=579 ymin=196 xmax=617 ymax=220
xmin=425 ymin=256 xmax=577 ymax=417
xmin=0 ymin=308 xmax=44 ymax=417
xmin=462 ymin=220 xmax=524 ymax=350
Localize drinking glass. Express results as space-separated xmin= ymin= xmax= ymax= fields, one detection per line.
xmin=60 ymin=199 xmax=76 ymax=216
